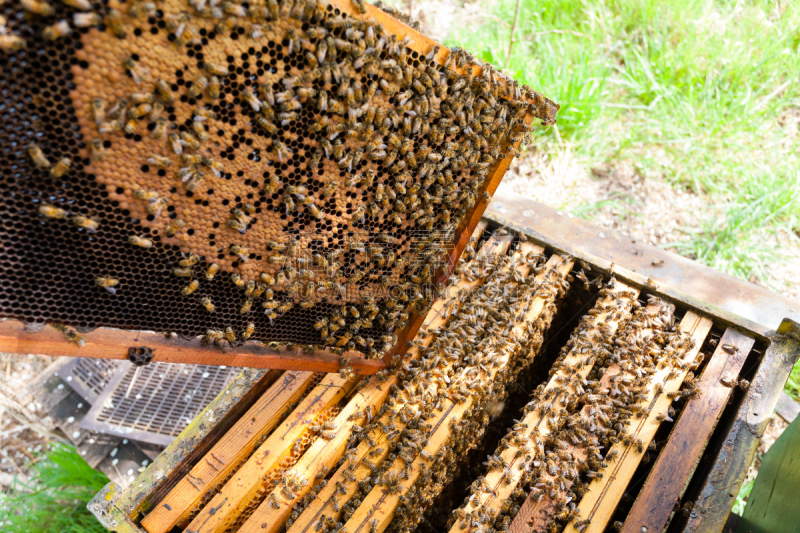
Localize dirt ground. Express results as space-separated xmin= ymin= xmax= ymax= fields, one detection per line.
xmin=0 ymin=353 xmax=55 ymax=488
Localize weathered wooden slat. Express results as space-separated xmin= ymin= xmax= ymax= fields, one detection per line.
xmin=509 ymin=298 xmax=666 ymax=533
xmin=472 ymin=281 xmax=639 ymax=533
xmin=238 ymin=375 xmax=398 ymax=533
xmin=343 ymin=252 xmax=572 ymax=533
xmin=173 ymin=373 xmax=357 ymax=533
xmin=141 ymin=371 xmax=318 ymax=533
xmin=621 ymin=328 xmax=755 ymax=533
xmin=564 ymin=311 xmax=713 ymax=533
xmin=345 ymin=396 xmax=469 ymax=533
xmin=286 ymin=234 xmax=517 ymax=533
xmin=0 ymin=320 xmax=386 ymax=374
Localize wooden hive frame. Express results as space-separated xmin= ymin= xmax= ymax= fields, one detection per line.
xmin=86 ymin=210 xmax=800 ymax=533
xmin=0 ymin=0 xmax=557 ymax=375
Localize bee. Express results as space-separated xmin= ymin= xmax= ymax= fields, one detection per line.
xmin=738 ymin=379 xmax=750 ymax=391
xmin=43 ymin=20 xmax=71 ymax=41
xmin=153 ymin=79 xmax=174 ymax=106
xmin=168 ymin=133 xmax=183 ymax=154
xmin=268 ymin=494 xmax=281 ymax=509
xmin=39 ymin=203 xmax=67 ymax=219
xmin=307 ymin=203 xmax=323 ymax=220
xmin=151 ymin=118 xmax=168 ymax=141
xmin=165 ymin=218 xmax=184 ymax=237
xmin=201 ymin=263 xmax=219 ymax=281
xmin=277 ymin=302 xmax=293 ymax=314
xmin=95 ymin=277 xmax=119 ymax=294
xmin=199 ymin=296 xmax=215 ymax=313
xmin=123 ymin=57 xmax=147 ymax=85
xmin=256 ymin=116 xmax=277 ymax=134
xmin=230 ymin=273 xmax=245 ymax=287
xmin=28 ymin=143 xmax=50 ymax=169
xmin=208 ymin=76 xmax=221 ymax=100
xmin=128 ymin=102 xmax=152 ymax=119
xmin=72 ymin=215 xmax=99 ymax=232
xmin=231 ymin=244 xmax=250 ymax=262
xmin=173 ymin=267 xmax=193 ymax=277
xmin=243 ymin=322 xmax=255 ymax=340
xmin=104 ymin=8 xmax=126 ymax=38
xmin=205 ymin=62 xmax=229 ymax=77
xmin=129 ymin=235 xmax=153 ymax=248
xmin=65 ymin=330 xmax=86 ymax=347
xmin=182 ymin=280 xmax=199 ymax=295
xmin=73 ymin=12 xmax=102 ymax=28
xmin=191 ymin=120 xmax=209 ymax=141
xmin=21 ymin=0 xmax=55 ymax=16
xmin=720 ymin=376 xmax=736 ymax=388
xmin=240 ymin=298 xmax=254 ymax=314
xmin=0 ymin=34 xmax=27 ymax=53
xmin=273 ymin=140 xmax=291 ymax=163
xmin=147 ymin=197 xmax=168 ymax=218
xmin=179 ymin=254 xmax=199 ymax=267
xmin=225 ymin=327 xmax=236 ymax=344
xmin=124 ymin=118 xmax=138 ymax=135
xmin=188 ymin=75 xmax=209 ymax=99
xmin=180 ymin=131 xmax=201 ymax=150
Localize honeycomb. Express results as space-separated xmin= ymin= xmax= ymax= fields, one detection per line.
xmin=0 ymin=0 xmax=556 ymax=356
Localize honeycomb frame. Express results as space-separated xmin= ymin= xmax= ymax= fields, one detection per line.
xmin=0 ymin=0 xmax=557 ymax=371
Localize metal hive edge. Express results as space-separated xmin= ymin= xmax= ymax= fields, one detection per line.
xmin=87 ymin=367 xmax=281 ymax=532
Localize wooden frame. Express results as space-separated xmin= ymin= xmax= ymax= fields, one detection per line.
xmin=0 ymin=0 xmax=551 ymax=374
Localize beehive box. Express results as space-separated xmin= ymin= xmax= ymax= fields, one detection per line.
xmin=0 ymin=0 xmax=557 ymax=371
xmin=85 ymin=216 xmax=800 ymax=533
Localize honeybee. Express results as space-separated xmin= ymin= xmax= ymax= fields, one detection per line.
xmin=39 ymin=203 xmax=67 ymax=219
xmin=224 ymin=327 xmax=237 ymax=344
xmin=256 ymin=116 xmax=277 ymax=134
xmin=129 ymin=235 xmax=153 ymax=248
xmin=243 ymin=322 xmax=255 ymax=340
xmin=21 ymin=0 xmax=55 ymax=16
xmin=73 ymin=12 xmax=101 ymax=28
xmin=238 ymin=298 xmax=254 ymax=314
xmin=273 ymin=140 xmax=291 ymax=163
xmin=0 ymin=35 xmax=27 ymax=53
xmin=43 ymin=20 xmax=71 ymax=41
xmin=191 ymin=120 xmax=209 ymax=141
xmin=173 ymin=267 xmax=193 ymax=277
xmin=104 ymin=8 xmax=126 ymax=38
xmin=179 ymin=253 xmax=199 ymax=267
xmin=165 ymin=218 xmax=184 ymax=237
xmin=205 ymin=62 xmax=229 ymax=77
xmin=72 ymin=215 xmax=99 ymax=232
xmin=188 ymin=75 xmax=209 ymax=99
xmin=65 ymin=330 xmax=86 ymax=347
xmin=95 ymin=277 xmax=119 ymax=294
xmin=208 ymin=76 xmax=221 ymax=100
xmin=124 ymin=118 xmax=138 ymax=135
xmin=277 ymin=302 xmax=293 ymax=314
xmin=182 ymin=280 xmax=199 ymax=295
xmin=307 ymin=203 xmax=323 ymax=220
xmin=180 ymin=131 xmax=201 ymax=150
xmin=230 ymin=273 xmax=245 ymax=287
xmin=168 ymin=133 xmax=183 ymax=155
xmin=206 ymin=263 xmax=219 ymax=280
xmin=88 ymin=139 xmax=105 ymax=161
xmin=28 ymin=143 xmax=50 ymax=169
xmin=150 ymin=118 xmax=168 ymax=141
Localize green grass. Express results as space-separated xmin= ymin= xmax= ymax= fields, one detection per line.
xmin=446 ymin=0 xmax=800 ymax=393
xmin=0 ymin=444 xmax=109 ymax=533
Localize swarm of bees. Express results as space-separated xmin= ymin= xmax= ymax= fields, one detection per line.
xmin=2 ymin=0 xmax=558 ymax=355
xmin=277 ymin=241 xmax=572 ymax=533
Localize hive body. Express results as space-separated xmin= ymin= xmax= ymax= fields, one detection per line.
xmin=0 ymin=0 xmax=555 ymax=358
